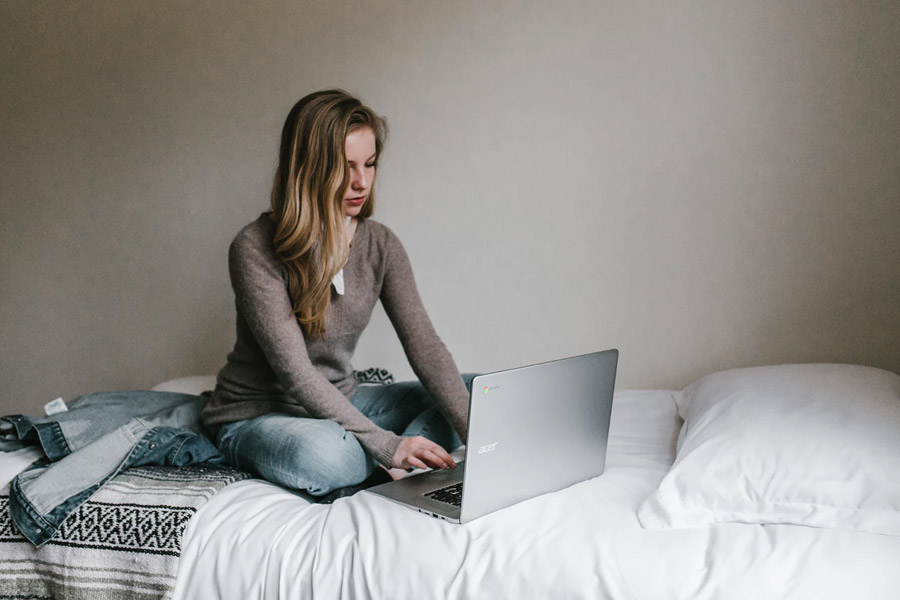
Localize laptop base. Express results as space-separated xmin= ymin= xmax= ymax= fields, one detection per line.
xmin=367 ymin=463 xmax=464 ymax=522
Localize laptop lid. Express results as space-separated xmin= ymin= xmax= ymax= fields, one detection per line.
xmin=367 ymin=349 xmax=618 ymax=523
xmin=458 ymin=348 xmax=618 ymax=522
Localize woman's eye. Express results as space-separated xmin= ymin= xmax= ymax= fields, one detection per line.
xmin=365 ymin=163 xmax=376 ymax=169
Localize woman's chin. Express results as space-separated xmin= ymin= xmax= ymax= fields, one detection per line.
xmin=343 ymin=204 xmax=364 ymax=218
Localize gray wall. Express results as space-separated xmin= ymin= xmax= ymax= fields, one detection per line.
xmin=2 ymin=0 xmax=898 ymax=415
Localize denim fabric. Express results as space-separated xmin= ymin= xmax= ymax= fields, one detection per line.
xmin=1 ymin=392 xmax=222 ymax=547
xmin=0 ymin=391 xmax=209 ymax=457
xmin=217 ymin=374 xmax=477 ymax=496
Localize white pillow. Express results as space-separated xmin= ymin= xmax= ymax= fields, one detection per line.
xmin=151 ymin=375 xmax=217 ymax=395
xmin=638 ymin=363 xmax=900 ymax=535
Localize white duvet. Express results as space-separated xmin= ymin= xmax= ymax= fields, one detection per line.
xmin=172 ymin=390 xmax=900 ymax=599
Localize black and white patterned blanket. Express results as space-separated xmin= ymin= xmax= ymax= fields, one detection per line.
xmin=355 ymin=367 xmax=395 ymax=385
xmin=0 ymin=464 xmax=250 ymax=600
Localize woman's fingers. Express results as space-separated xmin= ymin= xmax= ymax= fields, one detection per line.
xmin=421 ymin=447 xmax=455 ymax=470
xmin=392 ymin=436 xmax=457 ymax=471
xmin=412 ymin=438 xmax=455 ymax=470
xmin=407 ymin=455 xmax=429 ymax=470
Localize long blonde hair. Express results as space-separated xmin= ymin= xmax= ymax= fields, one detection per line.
xmin=270 ymin=89 xmax=387 ymax=339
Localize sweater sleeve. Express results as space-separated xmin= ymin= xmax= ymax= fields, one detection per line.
xmin=228 ymin=231 xmax=402 ymax=466
xmin=378 ymin=231 xmax=470 ymax=441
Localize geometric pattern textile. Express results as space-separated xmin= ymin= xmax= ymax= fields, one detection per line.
xmin=0 ymin=464 xmax=250 ymax=600
xmin=354 ymin=367 xmax=395 ymax=386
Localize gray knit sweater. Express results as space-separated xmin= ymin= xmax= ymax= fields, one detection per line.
xmin=201 ymin=213 xmax=469 ymax=467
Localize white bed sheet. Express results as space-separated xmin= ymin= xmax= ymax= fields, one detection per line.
xmin=171 ymin=390 xmax=900 ymax=599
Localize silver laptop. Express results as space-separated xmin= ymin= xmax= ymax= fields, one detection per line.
xmin=367 ymin=349 xmax=618 ymax=523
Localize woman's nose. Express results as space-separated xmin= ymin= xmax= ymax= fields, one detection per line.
xmin=351 ymin=167 xmax=367 ymax=190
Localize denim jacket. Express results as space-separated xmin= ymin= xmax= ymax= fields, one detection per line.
xmin=0 ymin=391 xmax=222 ymax=547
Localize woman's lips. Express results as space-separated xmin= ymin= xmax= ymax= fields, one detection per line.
xmin=345 ymin=196 xmax=366 ymax=207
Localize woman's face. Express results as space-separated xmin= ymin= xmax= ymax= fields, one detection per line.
xmin=343 ymin=127 xmax=377 ymax=218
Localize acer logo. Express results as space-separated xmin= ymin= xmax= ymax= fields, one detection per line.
xmin=478 ymin=442 xmax=499 ymax=454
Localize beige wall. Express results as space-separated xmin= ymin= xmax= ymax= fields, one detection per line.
xmin=2 ymin=0 xmax=898 ymax=415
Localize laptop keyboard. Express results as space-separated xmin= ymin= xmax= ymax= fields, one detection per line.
xmin=425 ymin=482 xmax=463 ymax=506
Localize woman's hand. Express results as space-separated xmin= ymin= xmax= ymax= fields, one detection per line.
xmin=391 ymin=436 xmax=457 ymax=471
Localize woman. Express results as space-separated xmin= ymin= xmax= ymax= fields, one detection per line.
xmin=201 ymin=89 xmax=473 ymax=500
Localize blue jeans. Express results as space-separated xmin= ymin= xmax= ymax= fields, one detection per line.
xmin=216 ymin=374 xmax=477 ymax=496
xmin=1 ymin=391 xmax=221 ymax=546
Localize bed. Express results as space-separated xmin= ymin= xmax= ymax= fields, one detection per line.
xmin=3 ymin=363 xmax=900 ymax=599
